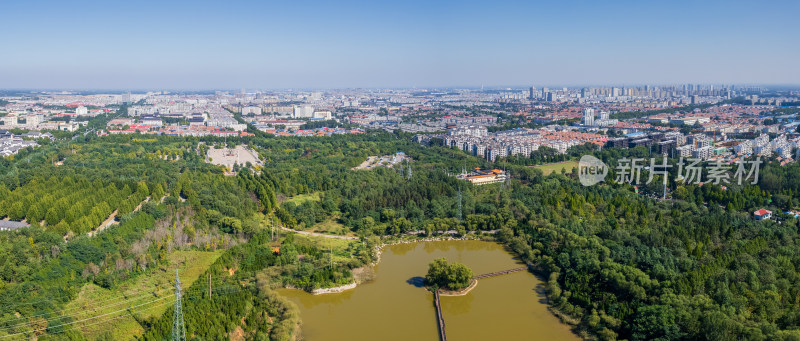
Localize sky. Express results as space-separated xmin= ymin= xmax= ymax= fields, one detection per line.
xmin=0 ymin=0 xmax=798 ymax=89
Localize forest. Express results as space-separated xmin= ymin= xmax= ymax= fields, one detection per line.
xmin=3 ymin=105 xmax=800 ymax=340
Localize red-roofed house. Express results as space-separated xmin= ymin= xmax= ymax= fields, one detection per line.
xmin=754 ymin=209 xmax=772 ymax=220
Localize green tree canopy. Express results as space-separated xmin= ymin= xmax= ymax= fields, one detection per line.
xmin=424 ymin=257 xmax=474 ymax=290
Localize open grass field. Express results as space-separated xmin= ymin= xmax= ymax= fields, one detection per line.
xmin=63 ymin=250 xmax=223 ymax=340
xmin=282 ymin=191 xmax=322 ymax=205
xmin=532 ymin=160 xmax=580 ymax=175
xmin=301 ymin=217 xmax=355 ymax=237
xmin=293 ymin=233 xmax=358 ymax=263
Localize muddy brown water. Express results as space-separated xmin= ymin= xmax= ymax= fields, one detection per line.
xmin=277 ymin=240 xmax=579 ymax=341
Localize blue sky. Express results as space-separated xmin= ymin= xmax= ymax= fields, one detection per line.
xmin=0 ymin=0 xmax=797 ymax=89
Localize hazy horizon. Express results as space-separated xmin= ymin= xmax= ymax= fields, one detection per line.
xmin=2 ymin=83 xmax=800 ymax=94
xmin=2 ymin=0 xmax=798 ymax=89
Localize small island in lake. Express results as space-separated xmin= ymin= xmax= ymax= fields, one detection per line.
xmin=424 ymin=257 xmax=474 ymax=291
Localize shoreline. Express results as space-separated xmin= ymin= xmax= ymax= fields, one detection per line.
xmin=282 ymin=234 xmax=496 ymax=295
xmin=371 ymin=233 xmax=494 ymax=267
xmin=280 ymin=235 xmax=583 ymax=339
xmin=283 ymin=234 xmax=494 ymax=296
xmin=311 ymin=282 xmax=357 ymax=295
xmin=438 ymin=279 xmax=478 ymax=296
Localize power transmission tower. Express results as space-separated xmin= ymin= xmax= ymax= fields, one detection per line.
xmin=172 ymin=270 xmax=187 ymax=341
xmin=407 ymin=160 xmax=412 ymax=180
xmin=457 ymin=187 xmax=462 ymax=222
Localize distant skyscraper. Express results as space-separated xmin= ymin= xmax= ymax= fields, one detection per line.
xmin=582 ymin=108 xmax=595 ymax=126
xmin=529 ymin=86 xmax=535 ymax=100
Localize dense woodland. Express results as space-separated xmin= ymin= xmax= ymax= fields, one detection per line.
xmin=3 ymin=106 xmax=800 ymax=340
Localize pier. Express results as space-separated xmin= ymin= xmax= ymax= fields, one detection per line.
xmin=433 ymin=266 xmax=527 ymax=340
xmin=473 ymin=266 xmax=527 ymax=280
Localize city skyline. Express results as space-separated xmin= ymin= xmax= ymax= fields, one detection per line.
xmin=1 ymin=0 xmax=798 ymax=89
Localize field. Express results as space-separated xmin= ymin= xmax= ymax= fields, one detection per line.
xmin=282 ymin=191 xmax=322 ymax=205
xmin=63 ymin=250 xmax=223 ymax=340
xmin=301 ymin=217 xmax=355 ymax=237
xmin=293 ymin=233 xmax=358 ymax=263
xmin=532 ymin=160 xmax=579 ymax=175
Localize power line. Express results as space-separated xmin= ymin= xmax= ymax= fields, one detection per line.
xmin=0 ymin=294 xmax=175 ymax=339
xmin=0 ymin=288 xmax=172 ymax=331
xmin=1 ymin=270 xmax=264 ymax=338
xmin=7 ymin=298 xmax=175 ymax=341
xmin=172 ymin=270 xmax=186 ymax=341
xmin=1 ymin=272 xmax=240 ymax=327
xmin=50 ymin=299 xmax=172 ymax=339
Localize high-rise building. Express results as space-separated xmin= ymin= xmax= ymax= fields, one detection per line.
xmin=292 ymin=105 xmax=315 ymax=118
xmin=529 ymin=86 xmax=535 ymax=100
xmin=582 ymin=108 xmax=596 ymax=126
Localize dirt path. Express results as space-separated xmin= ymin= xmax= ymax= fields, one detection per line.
xmin=352 ymin=156 xmax=377 ymax=170
xmin=279 ymin=226 xmax=359 ymax=240
xmin=88 ymin=196 xmax=160 ymax=237
xmin=89 ymin=209 xmax=119 ymax=237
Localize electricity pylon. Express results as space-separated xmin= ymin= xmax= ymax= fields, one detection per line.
xmin=457 ymin=187 xmax=462 ymax=221
xmin=172 ymin=270 xmax=187 ymax=341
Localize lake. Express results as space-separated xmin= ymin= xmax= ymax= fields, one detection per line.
xmin=277 ymin=240 xmax=579 ymax=341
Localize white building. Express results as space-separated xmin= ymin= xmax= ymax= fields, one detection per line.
xmin=241 ymin=106 xmax=261 ymax=115
xmin=582 ymin=108 xmax=595 ymax=126
xmin=293 ymin=105 xmax=315 ymax=118
xmin=677 ymin=145 xmax=693 ymax=157
xmin=313 ymin=111 xmax=333 ymax=120
xmin=692 ymin=146 xmax=713 ymax=159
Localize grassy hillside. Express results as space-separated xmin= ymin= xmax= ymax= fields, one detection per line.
xmin=63 ymin=250 xmax=223 ymax=340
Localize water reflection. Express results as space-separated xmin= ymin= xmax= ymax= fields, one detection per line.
xmin=278 ymin=241 xmax=579 ymax=341
xmin=390 ymin=242 xmax=416 ymax=255
xmin=440 ymin=291 xmax=475 ymax=316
